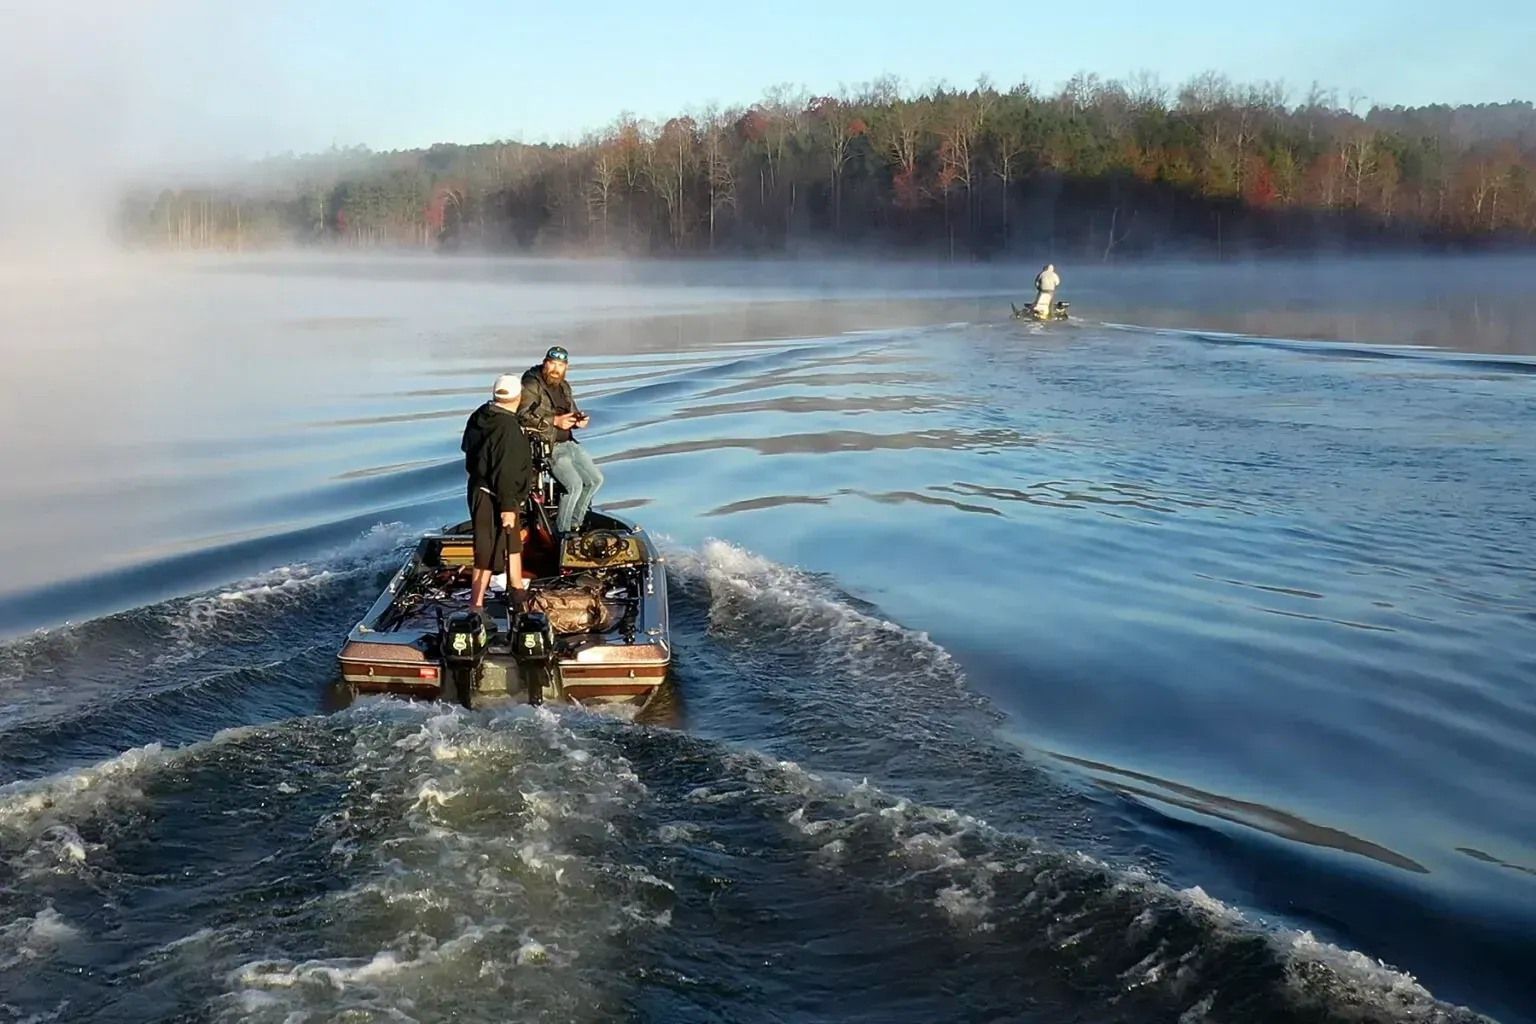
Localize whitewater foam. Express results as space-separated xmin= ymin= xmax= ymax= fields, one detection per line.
xmin=672 ymin=538 xmax=966 ymax=695
xmin=689 ymin=745 xmax=1488 ymax=1023
xmin=0 ymin=906 xmax=79 ymax=971
xmin=175 ymin=521 xmax=413 ymax=640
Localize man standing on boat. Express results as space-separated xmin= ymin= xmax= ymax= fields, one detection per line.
xmin=519 ymin=345 xmax=603 ymax=535
xmin=1032 ymin=263 xmax=1061 ymax=317
xmin=462 ymin=374 xmax=534 ymax=618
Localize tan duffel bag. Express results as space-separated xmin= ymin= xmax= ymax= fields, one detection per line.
xmin=526 ymin=577 xmax=609 ymax=634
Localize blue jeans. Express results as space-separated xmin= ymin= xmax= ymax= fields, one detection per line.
xmin=550 ymin=441 xmax=604 ymax=533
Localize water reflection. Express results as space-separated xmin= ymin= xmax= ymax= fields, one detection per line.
xmin=940 ymin=478 xmax=1250 ymax=517
xmin=1191 ymin=573 xmax=1326 ymax=600
xmin=1119 ymin=305 xmax=1536 ymax=356
xmin=704 ymin=488 xmax=1002 ymax=518
xmin=604 ymin=428 xmax=1028 ymax=464
xmin=674 ymin=394 xmax=955 ymax=420
xmin=604 ymin=394 xmax=959 ymax=437
xmin=702 ymin=494 xmax=832 ymax=516
xmin=304 ymin=408 xmax=463 ymax=429
xmin=333 ymin=458 xmax=445 ymax=481
xmin=700 ymin=473 xmax=1264 ymax=521
xmin=1052 ymin=752 xmax=1428 ymax=874
xmin=599 ymin=497 xmax=653 ymax=512
xmin=697 ymin=371 xmax=931 ymax=401
xmin=1256 ymin=605 xmax=1396 ymax=633
xmin=1458 ymin=847 xmax=1536 ymax=877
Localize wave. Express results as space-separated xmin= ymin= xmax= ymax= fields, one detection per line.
xmin=0 ymin=506 xmax=438 ymax=641
xmin=0 ymin=524 xmax=416 ymax=775
xmin=1103 ymin=322 xmax=1536 ymax=376
xmin=0 ymin=539 xmax=1506 ymax=1023
xmin=3 ymin=701 xmax=1487 ymax=1023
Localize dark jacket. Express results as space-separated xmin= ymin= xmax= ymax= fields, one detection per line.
xmin=461 ymin=402 xmax=533 ymax=508
xmin=517 ymin=364 xmax=583 ymax=444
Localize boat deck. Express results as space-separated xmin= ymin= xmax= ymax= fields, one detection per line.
xmin=337 ymin=511 xmax=670 ymax=709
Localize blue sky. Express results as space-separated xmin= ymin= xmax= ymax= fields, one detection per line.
xmin=235 ymin=0 xmax=1531 ymax=154
xmin=4 ymin=0 xmax=1532 ymax=174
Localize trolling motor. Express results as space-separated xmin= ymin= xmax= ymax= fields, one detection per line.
xmin=438 ymin=609 xmax=488 ymax=709
xmin=511 ymin=610 xmax=559 ymax=705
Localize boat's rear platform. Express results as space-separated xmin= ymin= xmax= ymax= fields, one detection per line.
xmin=337 ymin=509 xmax=670 ymax=711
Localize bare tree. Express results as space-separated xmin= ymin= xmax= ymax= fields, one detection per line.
xmin=759 ymin=83 xmax=807 ymax=202
xmin=1103 ymin=205 xmax=1135 ymax=260
xmin=701 ymin=108 xmax=737 ymax=248
xmin=647 ymin=116 xmax=698 ymax=248
xmin=587 ymin=145 xmax=619 ymax=245
xmin=934 ymin=88 xmax=988 ymax=252
xmin=990 ymin=116 xmax=1028 ymax=241
xmin=1341 ymin=129 xmax=1377 ymax=207
xmin=1125 ymin=70 xmax=1168 ymax=112
xmin=1178 ymin=70 xmax=1233 ymax=114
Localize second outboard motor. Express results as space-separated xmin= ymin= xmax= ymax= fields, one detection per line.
xmin=511 ymin=610 xmax=559 ymax=706
xmin=440 ymin=610 xmax=488 ymax=709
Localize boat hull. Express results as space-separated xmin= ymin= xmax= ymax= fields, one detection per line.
xmin=337 ymin=508 xmax=671 ymax=709
xmin=1011 ymin=301 xmax=1070 ymax=322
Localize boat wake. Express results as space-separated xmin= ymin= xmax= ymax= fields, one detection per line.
xmin=0 ymin=537 xmax=1499 ymax=1023
xmin=0 ymin=704 xmax=1490 ymax=1023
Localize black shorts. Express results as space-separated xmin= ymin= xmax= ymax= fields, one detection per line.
xmin=468 ymin=485 xmax=521 ymax=570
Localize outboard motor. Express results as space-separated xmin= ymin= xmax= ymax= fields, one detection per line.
xmin=511 ymin=610 xmax=559 ymax=705
xmin=440 ymin=610 xmax=488 ymax=709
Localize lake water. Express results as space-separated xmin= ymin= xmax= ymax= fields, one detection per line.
xmin=0 ymin=253 xmax=1532 ymax=1023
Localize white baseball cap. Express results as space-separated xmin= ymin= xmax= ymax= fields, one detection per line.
xmin=492 ymin=374 xmax=519 ymax=399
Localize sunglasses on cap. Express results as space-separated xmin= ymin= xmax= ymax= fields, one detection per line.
xmin=544 ymin=346 xmax=569 ymax=363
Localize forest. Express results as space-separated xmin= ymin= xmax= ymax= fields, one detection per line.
xmin=118 ymin=74 xmax=1536 ymax=260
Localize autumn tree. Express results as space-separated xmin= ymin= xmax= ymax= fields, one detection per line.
xmin=933 ymin=87 xmax=990 ymax=257
xmin=807 ymin=94 xmax=867 ymax=233
xmin=117 ymin=81 xmax=1536 ymax=256
xmin=868 ymin=88 xmax=927 ymax=213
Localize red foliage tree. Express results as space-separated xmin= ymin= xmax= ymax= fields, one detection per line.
xmin=892 ymin=166 xmax=923 ymax=210
xmin=1242 ymin=155 xmax=1278 ymax=207
xmin=735 ymin=108 xmax=770 ymax=144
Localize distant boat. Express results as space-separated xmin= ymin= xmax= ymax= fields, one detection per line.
xmin=1012 ymin=301 xmax=1070 ymax=322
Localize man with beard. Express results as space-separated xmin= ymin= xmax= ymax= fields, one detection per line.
xmin=461 ymin=374 xmax=534 ymax=620
xmin=518 ymin=345 xmax=603 ymax=535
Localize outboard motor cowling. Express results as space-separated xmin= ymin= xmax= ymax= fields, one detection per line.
xmin=440 ymin=610 xmax=488 ymax=708
xmin=512 ymin=610 xmax=559 ymax=705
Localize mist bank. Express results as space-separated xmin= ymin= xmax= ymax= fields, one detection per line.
xmin=116 ymin=77 xmax=1536 ymax=261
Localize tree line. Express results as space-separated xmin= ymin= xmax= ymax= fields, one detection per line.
xmin=118 ymin=73 xmax=1536 ymax=259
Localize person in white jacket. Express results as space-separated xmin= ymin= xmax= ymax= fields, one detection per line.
xmin=1032 ymin=263 xmax=1060 ymax=317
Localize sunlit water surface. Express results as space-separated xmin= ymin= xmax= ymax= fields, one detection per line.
xmin=0 ymin=254 xmax=1532 ymax=1023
